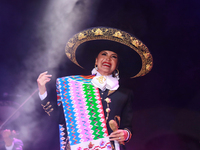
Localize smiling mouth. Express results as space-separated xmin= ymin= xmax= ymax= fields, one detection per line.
xmin=102 ymin=62 xmax=111 ymax=67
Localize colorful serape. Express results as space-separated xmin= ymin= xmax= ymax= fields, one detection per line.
xmin=56 ymin=75 xmax=111 ymax=150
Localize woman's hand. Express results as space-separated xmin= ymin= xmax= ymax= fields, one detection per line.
xmin=37 ymin=71 xmax=52 ymax=95
xmin=109 ymin=129 xmax=128 ymax=142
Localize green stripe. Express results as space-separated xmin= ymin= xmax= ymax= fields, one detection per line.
xmin=83 ymin=84 xmax=105 ymax=139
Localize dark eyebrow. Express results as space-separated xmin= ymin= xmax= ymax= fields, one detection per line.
xmin=111 ymin=54 xmax=118 ymax=57
xmin=101 ymin=51 xmax=108 ymax=55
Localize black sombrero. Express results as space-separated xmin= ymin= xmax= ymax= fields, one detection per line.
xmin=65 ymin=27 xmax=153 ymax=78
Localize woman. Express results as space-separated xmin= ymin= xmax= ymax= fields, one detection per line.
xmin=0 ymin=129 xmax=23 ymax=150
xmin=37 ymin=27 xmax=153 ymax=150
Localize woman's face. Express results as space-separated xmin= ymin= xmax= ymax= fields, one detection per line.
xmin=95 ymin=50 xmax=118 ymax=76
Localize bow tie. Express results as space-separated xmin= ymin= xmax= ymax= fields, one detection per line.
xmin=91 ymin=75 xmax=119 ymax=91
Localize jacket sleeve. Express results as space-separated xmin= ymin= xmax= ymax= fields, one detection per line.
xmin=40 ymin=79 xmax=68 ymax=149
xmin=119 ymin=89 xmax=133 ymax=142
xmin=40 ymin=80 xmax=65 ymax=125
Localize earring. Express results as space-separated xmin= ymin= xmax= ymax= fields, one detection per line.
xmin=91 ymin=64 xmax=98 ymax=75
xmin=115 ymin=69 xmax=119 ymax=79
xmin=95 ymin=64 xmax=98 ymax=71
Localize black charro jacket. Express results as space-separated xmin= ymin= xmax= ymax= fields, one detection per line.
xmin=41 ymin=75 xmax=133 ymax=150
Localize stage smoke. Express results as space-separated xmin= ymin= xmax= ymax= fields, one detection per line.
xmin=11 ymin=0 xmax=99 ymax=149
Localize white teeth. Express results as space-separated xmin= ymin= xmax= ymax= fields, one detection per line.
xmin=103 ymin=63 xmax=111 ymax=66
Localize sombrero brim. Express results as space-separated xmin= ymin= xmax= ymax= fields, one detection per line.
xmin=65 ymin=27 xmax=153 ymax=78
xmin=75 ymin=40 xmax=142 ymax=78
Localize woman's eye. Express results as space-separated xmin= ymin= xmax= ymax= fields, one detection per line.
xmin=112 ymin=55 xmax=117 ymax=59
xmin=102 ymin=53 xmax=107 ymax=56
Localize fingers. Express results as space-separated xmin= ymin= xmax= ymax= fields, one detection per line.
xmin=38 ymin=71 xmax=51 ymax=79
xmin=37 ymin=71 xmax=52 ymax=85
xmin=37 ymin=71 xmax=52 ymax=81
xmin=109 ymin=130 xmax=125 ymax=142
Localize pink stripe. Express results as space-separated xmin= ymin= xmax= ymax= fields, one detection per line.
xmin=70 ymin=80 xmax=93 ymax=142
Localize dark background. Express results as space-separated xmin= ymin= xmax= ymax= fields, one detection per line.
xmin=0 ymin=0 xmax=200 ymax=150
